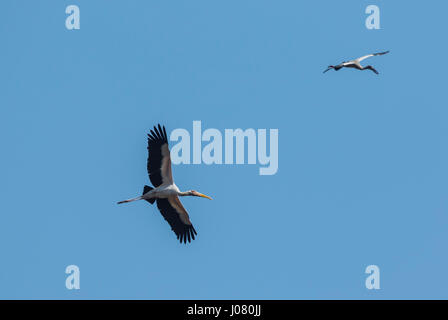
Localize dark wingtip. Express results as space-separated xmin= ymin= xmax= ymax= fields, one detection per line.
xmin=163 ymin=126 xmax=167 ymax=139
xmin=157 ymin=124 xmax=166 ymax=142
xmin=148 ymin=124 xmax=168 ymax=143
xmin=153 ymin=126 xmax=161 ymax=139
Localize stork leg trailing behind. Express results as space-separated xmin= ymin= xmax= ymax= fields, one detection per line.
xmin=118 ymin=124 xmax=212 ymax=244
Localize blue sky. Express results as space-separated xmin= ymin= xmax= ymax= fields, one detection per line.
xmin=0 ymin=0 xmax=447 ymax=299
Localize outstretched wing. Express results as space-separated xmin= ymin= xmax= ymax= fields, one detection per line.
xmin=365 ymin=66 xmax=379 ymax=74
xmin=156 ymin=196 xmax=197 ymax=244
xmin=147 ymin=124 xmax=173 ymax=187
xmin=356 ymin=51 xmax=389 ymax=62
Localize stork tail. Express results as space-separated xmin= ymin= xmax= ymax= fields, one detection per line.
xmin=143 ymin=185 xmax=156 ymax=204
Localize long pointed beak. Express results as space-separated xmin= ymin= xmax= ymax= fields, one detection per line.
xmin=197 ymin=193 xmax=213 ymax=200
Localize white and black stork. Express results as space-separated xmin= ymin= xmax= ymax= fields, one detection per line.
xmin=323 ymin=51 xmax=390 ymax=74
xmin=118 ymin=124 xmax=212 ymax=244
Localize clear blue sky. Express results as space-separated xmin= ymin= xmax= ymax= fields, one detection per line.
xmin=1 ymin=0 xmax=447 ymax=299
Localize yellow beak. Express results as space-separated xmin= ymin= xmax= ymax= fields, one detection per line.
xmin=198 ymin=193 xmax=213 ymax=200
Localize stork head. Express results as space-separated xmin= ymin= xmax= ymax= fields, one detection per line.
xmin=188 ymin=190 xmax=213 ymax=200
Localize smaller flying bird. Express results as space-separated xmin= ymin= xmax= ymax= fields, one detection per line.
xmin=118 ymin=124 xmax=212 ymax=244
xmin=323 ymin=51 xmax=390 ymax=74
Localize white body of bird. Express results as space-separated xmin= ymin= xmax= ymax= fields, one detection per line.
xmin=143 ymin=184 xmax=182 ymax=201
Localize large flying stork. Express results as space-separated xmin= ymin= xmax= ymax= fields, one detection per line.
xmin=118 ymin=124 xmax=212 ymax=244
xmin=323 ymin=51 xmax=390 ymax=74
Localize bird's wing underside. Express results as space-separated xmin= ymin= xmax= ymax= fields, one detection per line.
xmin=156 ymin=196 xmax=197 ymax=243
xmin=356 ymin=51 xmax=389 ymax=62
xmin=147 ymin=124 xmax=173 ymax=187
